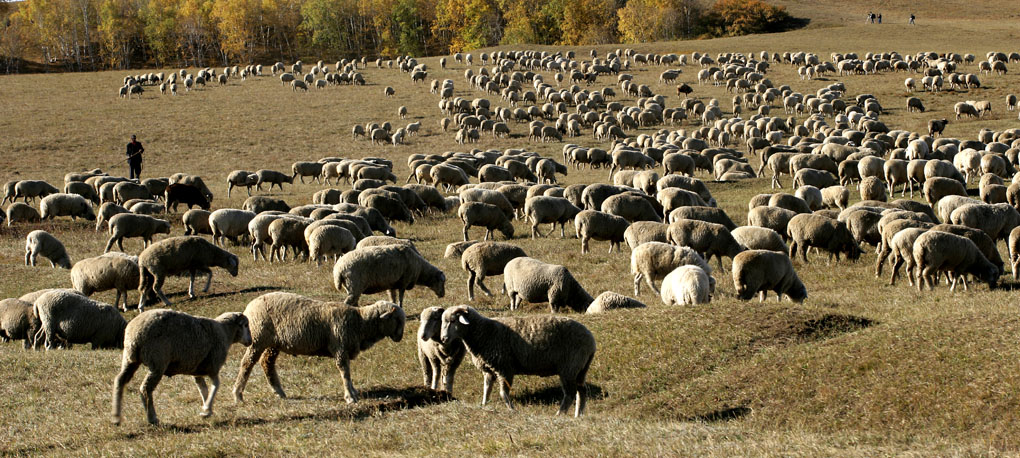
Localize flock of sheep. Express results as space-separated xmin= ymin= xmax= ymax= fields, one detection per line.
xmin=4 ymin=44 xmax=1020 ymax=427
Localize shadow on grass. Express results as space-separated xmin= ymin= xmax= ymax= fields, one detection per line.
xmin=164 ymin=285 xmax=282 ymax=300
xmin=513 ymin=383 xmax=607 ymax=406
xmin=684 ymin=405 xmax=752 ymax=423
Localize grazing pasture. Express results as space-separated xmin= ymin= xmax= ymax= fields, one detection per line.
xmin=3 ymin=19 xmax=1020 ymax=454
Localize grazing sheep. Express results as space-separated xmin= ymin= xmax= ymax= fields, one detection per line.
xmin=63 ymin=181 xmax=101 ymax=205
xmin=292 ymin=162 xmax=324 ymax=184
xmin=114 ymin=182 xmax=152 ymax=204
xmin=859 ymin=176 xmax=887 ymax=202
xmin=14 ymin=180 xmax=60 ymax=203
xmin=255 ymin=169 xmax=294 ymax=191
xmin=25 ymin=230 xmax=71 ymax=269
xmin=439 ymin=305 xmax=596 ymax=417
xmin=268 ymin=217 xmax=312 ymax=262
xmin=164 ymin=184 xmax=211 ymax=213
xmin=630 ymin=242 xmax=712 ymax=295
xmin=445 ymin=240 xmax=478 ymax=259
xmin=458 ymin=201 xmax=514 ymax=241
xmin=183 ymin=209 xmax=212 ymax=236
xmin=787 ymin=213 xmax=862 ymax=263
xmin=417 ymin=307 xmax=466 ymax=392
xmin=0 ymin=299 xmax=40 ymax=349
xmin=660 ymin=265 xmax=712 ymax=305
xmin=731 ymin=250 xmax=807 ymax=302
xmin=575 ymin=210 xmax=630 ymax=254
xmin=886 ymin=227 xmax=930 ymax=286
xmin=460 ymin=241 xmax=527 ymax=301
xmin=913 ymin=231 xmax=999 ymax=291
xmin=666 ymin=219 xmax=745 ymax=269
xmin=601 ymin=192 xmax=662 ymax=222
xmin=332 ymin=245 xmax=445 ymax=306
xmin=624 ymin=221 xmax=670 ymax=249
xmin=667 ymin=206 xmax=738 ymax=229
xmin=243 ymin=195 xmax=290 ymax=214
xmin=209 ymin=209 xmax=256 ymax=246
xmin=226 ymin=170 xmax=258 ymax=197
xmin=307 ymin=225 xmax=356 ymax=266
xmin=7 ymin=202 xmax=42 ymax=226
xmin=821 ymin=186 xmax=850 ymax=210
xmin=360 ymin=193 xmax=414 ymax=224
xmin=924 ymin=177 xmax=968 ymax=207
xmin=71 ymin=253 xmax=143 ymax=311
xmin=32 ymin=290 xmax=126 ymax=350
xmin=502 ymin=257 xmax=593 ymax=312
xmin=105 ymin=213 xmax=171 ymax=253
xmin=731 ymin=226 xmax=788 ymax=253
xmin=931 ymin=223 xmax=1005 ymax=274
xmin=233 ymin=292 xmax=405 ymax=403
xmin=111 ymin=309 xmax=251 ymax=425
xmin=524 ymin=196 xmax=582 ymax=238
xmin=137 ymin=236 xmax=240 ymax=309
xmin=39 ymin=193 xmax=95 ymax=221
xmin=95 ymin=202 xmax=128 ymax=231
xmin=949 ymin=202 xmax=1020 ymax=242
xmin=585 ymin=291 xmax=647 ymax=314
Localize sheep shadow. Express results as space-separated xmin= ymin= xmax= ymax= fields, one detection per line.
xmin=164 ymin=286 xmax=283 ymax=301
xmin=684 ymin=405 xmax=752 ymax=423
xmin=511 ymin=383 xmax=607 ymax=407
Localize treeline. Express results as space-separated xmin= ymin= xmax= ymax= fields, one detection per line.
xmin=0 ymin=0 xmax=792 ymax=73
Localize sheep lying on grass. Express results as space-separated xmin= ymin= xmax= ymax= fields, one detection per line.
xmin=233 ymin=292 xmax=405 ymax=404
xmin=111 ymin=309 xmax=251 ymax=425
xmin=440 ymin=305 xmax=596 ymax=417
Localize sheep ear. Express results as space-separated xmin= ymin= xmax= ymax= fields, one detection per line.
xmin=458 ymin=315 xmax=470 ymax=326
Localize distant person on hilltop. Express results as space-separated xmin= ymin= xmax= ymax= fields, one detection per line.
xmin=126 ymin=134 xmax=144 ymax=180
xmin=877 ymin=13 xmax=882 ymax=24
xmin=909 ymin=14 xmax=915 ymax=25
xmin=867 ymin=11 xmax=873 ymax=23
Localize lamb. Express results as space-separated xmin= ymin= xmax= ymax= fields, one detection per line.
xmin=787 ymin=213 xmax=862 ymax=263
xmin=630 ymin=242 xmax=712 ymax=295
xmin=949 ymin=202 xmax=1020 ymax=242
xmin=460 ymin=241 xmax=527 ymax=302
xmin=243 ymin=195 xmax=291 ymax=213
xmin=666 ymin=219 xmax=745 ymax=269
xmin=332 ymin=244 xmax=446 ymax=306
xmin=111 ymin=309 xmax=251 ymax=425
xmin=71 ymin=253 xmax=143 ymax=311
xmin=417 ymin=307 xmax=466 ymax=392
xmin=137 ymin=236 xmax=240 ymax=309
xmin=105 ymin=213 xmax=171 ymax=253
xmin=498 ymin=254 xmax=595 ymax=313
xmin=660 ymin=265 xmax=712 ymax=305
xmin=731 ymin=250 xmax=807 ymax=302
xmin=209 ymin=209 xmax=257 ymax=246
xmin=731 ymin=226 xmax=788 ymax=253
xmin=233 ymin=292 xmax=405 ymax=403
xmin=25 ymin=230 xmax=71 ymax=269
xmin=524 ymin=196 xmax=582 ymax=238
xmin=575 ymin=210 xmax=630 ymax=254
xmin=624 ymin=221 xmax=670 ymax=249
xmin=32 ymin=289 xmax=126 ymax=350
xmin=912 ymin=231 xmax=999 ymax=291
xmin=458 ymin=201 xmax=514 ymax=241
xmin=255 ymin=169 xmax=294 ymax=191
xmin=14 ymin=180 xmax=60 ymax=202
xmin=585 ymin=291 xmax=647 ymax=314
xmin=39 ymin=193 xmax=95 ymax=221
xmin=7 ymin=202 xmax=41 ymax=226
xmin=164 ymin=183 xmax=212 ymax=213
xmin=226 ymin=170 xmax=258 ymax=197
xmin=95 ymin=202 xmax=127 ymax=231
xmin=292 ymin=161 xmax=324 ymax=184
xmin=307 ymin=225 xmax=356 ymax=266
xmin=183 ymin=209 xmax=212 ymax=236
xmin=0 ymin=299 xmax=40 ymax=349
xmin=439 ymin=305 xmax=596 ymax=417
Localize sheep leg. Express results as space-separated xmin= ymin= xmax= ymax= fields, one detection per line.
xmin=476 ymin=274 xmax=493 ymax=297
xmin=153 ymin=275 xmax=172 ymax=308
xmin=111 ymin=361 xmax=140 ymax=425
xmin=498 ymin=375 xmax=514 ymax=410
xmin=188 ymin=271 xmax=197 ymax=298
xmin=233 ymin=346 xmax=264 ymax=402
xmin=139 ymin=369 xmax=164 ymax=425
xmin=481 ymin=371 xmax=495 ymax=406
xmin=463 ymin=225 xmax=470 ymax=241
xmin=633 ymin=274 xmax=642 ymax=295
xmin=467 ymin=271 xmax=477 ymax=301
xmin=419 ymin=352 xmax=433 ymax=388
xmin=442 ymin=363 xmax=459 ymax=393
xmin=202 ymin=270 xmax=212 ymax=293
xmin=260 ymin=348 xmax=286 ymax=398
xmin=890 ymin=257 xmax=903 ymax=285
xmin=336 ymin=356 xmax=358 ymax=403
xmin=198 ymin=375 xmax=219 ymax=417
xmin=556 ymin=376 xmax=577 ymax=416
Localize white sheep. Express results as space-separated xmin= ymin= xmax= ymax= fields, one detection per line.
xmin=209 ymin=209 xmax=257 ymax=246
xmin=575 ymin=210 xmax=630 ymax=254
xmin=660 ymin=265 xmax=712 ymax=305
xmin=233 ymin=292 xmax=405 ymax=403
xmin=71 ymin=252 xmax=142 ymax=311
xmin=25 ymin=230 xmax=71 ymax=269
xmin=32 ymin=289 xmax=126 ymax=350
xmin=913 ymin=230 xmax=999 ymax=291
xmin=137 ymin=236 xmax=240 ymax=309
xmin=332 ymin=245 xmax=446 ymax=306
xmin=502 ymin=257 xmax=594 ymax=312
xmin=111 ymin=309 xmax=251 ymax=425
xmin=417 ymin=306 xmax=465 ymax=392
xmin=731 ymin=250 xmax=807 ymax=302
xmin=584 ymin=291 xmax=647 ymax=314
xmin=40 ymin=193 xmax=96 ymax=221
xmin=307 ymin=225 xmax=356 ymax=266
xmin=630 ymin=241 xmax=712 ymax=295
xmin=105 ymin=213 xmax=171 ymax=253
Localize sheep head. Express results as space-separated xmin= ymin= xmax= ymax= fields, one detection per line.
xmin=417 ymin=307 xmax=444 ymax=342
xmin=440 ymin=305 xmax=474 ymax=344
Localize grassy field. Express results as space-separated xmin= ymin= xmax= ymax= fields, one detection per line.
xmin=3 ymin=17 xmax=1020 ymax=455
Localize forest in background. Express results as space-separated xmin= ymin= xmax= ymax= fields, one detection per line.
xmin=0 ymin=0 xmax=792 ymax=73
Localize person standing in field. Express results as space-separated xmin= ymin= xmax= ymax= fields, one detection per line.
xmin=877 ymin=13 xmax=882 ymax=24
xmin=909 ymin=14 xmax=915 ymax=25
xmin=126 ymin=134 xmax=144 ymax=180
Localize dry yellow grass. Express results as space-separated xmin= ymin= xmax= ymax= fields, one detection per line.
xmin=2 ymin=18 xmax=1020 ymax=455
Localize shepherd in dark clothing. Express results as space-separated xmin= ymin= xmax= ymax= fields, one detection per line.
xmin=126 ymin=135 xmax=144 ymax=180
